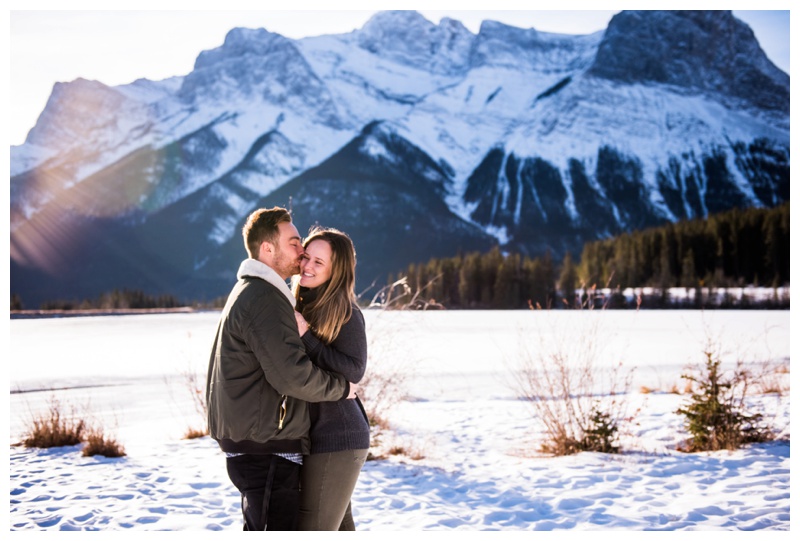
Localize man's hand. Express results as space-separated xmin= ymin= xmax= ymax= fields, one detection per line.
xmin=347 ymin=382 xmax=359 ymax=399
xmin=294 ymin=310 xmax=309 ymax=336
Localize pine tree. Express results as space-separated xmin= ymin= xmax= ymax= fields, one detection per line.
xmin=558 ymin=252 xmax=578 ymax=308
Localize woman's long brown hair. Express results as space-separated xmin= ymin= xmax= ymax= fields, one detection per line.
xmin=292 ymin=227 xmax=356 ymax=344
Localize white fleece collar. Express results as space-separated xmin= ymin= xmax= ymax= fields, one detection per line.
xmin=236 ymin=259 xmax=296 ymax=308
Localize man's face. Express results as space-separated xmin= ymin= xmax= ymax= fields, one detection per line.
xmin=261 ymin=221 xmax=304 ymax=280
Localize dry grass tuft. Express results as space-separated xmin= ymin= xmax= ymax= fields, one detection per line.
xmin=82 ymin=426 xmax=126 ymax=458
xmin=387 ymin=446 xmax=405 ymax=456
xmin=184 ymin=426 xmax=208 ymax=440
xmin=387 ymin=445 xmax=425 ymax=460
xmin=368 ymin=413 xmax=391 ymax=432
xmin=388 ymin=441 xmax=427 ymax=461
xmin=22 ymin=398 xmax=86 ymax=448
xmin=21 ymin=395 xmax=126 ymax=458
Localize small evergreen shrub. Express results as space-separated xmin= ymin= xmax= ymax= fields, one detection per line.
xmin=539 ymin=404 xmax=621 ymax=455
xmin=676 ymin=350 xmax=773 ymax=452
xmin=581 ymin=406 xmax=620 ymax=454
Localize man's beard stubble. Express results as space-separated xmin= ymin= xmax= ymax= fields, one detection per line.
xmin=274 ymin=246 xmax=301 ymax=278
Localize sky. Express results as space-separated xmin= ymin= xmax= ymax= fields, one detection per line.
xmin=5 ymin=3 xmax=793 ymax=147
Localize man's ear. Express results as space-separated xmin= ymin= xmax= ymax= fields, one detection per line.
xmin=261 ymin=240 xmax=273 ymax=255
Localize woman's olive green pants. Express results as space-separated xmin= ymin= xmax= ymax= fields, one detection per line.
xmin=297 ymin=448 xmax=369 ymax=531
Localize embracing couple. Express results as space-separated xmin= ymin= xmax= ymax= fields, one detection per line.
xmin=206 ymin=206 xmax=370 ymax=530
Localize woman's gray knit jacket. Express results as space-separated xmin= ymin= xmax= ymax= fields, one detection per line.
xmin=299 ymin=292 xmax=370 ymax=455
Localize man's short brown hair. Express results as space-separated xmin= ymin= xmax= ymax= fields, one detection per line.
xmin=242 ymin=207 xmax=292 ymax=259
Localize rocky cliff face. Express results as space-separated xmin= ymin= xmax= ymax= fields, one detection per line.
xmin=588 ymin=11 xmax=789 ymax=115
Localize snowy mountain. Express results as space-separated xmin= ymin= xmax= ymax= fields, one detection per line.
xmin=10 ymin=10 xmax=789 ymax=307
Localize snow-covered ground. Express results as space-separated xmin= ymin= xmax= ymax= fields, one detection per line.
xmin=7 ymin=309 xmax=791 ymax=531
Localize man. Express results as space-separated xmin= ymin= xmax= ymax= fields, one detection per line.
xmin=206 ymin=206 xmax=357 ymax=531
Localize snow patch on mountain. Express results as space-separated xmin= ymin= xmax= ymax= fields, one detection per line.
xmin=116 ymin=76 xmax=185 ymax=104
xmin=353 ymin=10 xmax=474 ymax=76
xmin=298 ymin=33 xmax=464 ymax=125
xmin=473 ymin=20 xmax=602 ymax=72
xmin=206 ymin=182 xmax=254 ymax=245
xmin=9 ymin=143 xmax=57 ymax=178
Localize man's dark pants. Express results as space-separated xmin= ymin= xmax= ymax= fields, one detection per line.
xmin=226 ymin=454 xmax=300 ymax=530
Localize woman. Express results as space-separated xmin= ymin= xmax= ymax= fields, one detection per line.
xmin=291 ymin=227 xmax=370 ymax=531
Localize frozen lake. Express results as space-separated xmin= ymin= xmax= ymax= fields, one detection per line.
xmin=9 ymin=309 xmax=789 ymax=446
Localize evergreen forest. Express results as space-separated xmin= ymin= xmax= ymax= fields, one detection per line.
xmin=389 ymin=203 xmax=790 ymax=310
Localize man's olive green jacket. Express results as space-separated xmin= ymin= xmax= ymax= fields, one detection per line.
xmin=206 ymin=259 xmax=350 ymax=455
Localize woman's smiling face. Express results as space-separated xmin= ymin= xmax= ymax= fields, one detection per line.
xmin=299 ymin=239 xmax=333 ymax=289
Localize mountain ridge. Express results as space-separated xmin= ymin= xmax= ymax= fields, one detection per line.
xmin=10 ymin=10 xmax=789 ymax=307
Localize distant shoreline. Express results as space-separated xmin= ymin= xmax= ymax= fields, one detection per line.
xmin=9 ymin=307 xmax=222 ymax=319
xmin=10 ymin=302 xmax=790 ymax=320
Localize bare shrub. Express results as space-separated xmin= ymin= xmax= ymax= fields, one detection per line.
xmin=508 ymin=314 xmax=635 ymax=456
xmin=82 ymin=426 xmax=126 ymax=458
xmin=22 ymin=396 xmax=86 ymax=448
xmin=358 ymin=277 xmax=426 ymax=424
xmin=181 ymin=365 xmax=209 ymax=439
xmin=753 ymin=357 xmax=790 ymax=396
xmin=164 ymin=357 xmax=209 ymax=440
xmin=741 ymin=320 xmax=790 ymax=396
xmin=358 ymin=344 xmax=410 ymax=431
xmin=364 ymin=275 xmax=443 ymax=311
xmin=357 ymin=311 xmax=413 ymax=456
xmin=183 ymin=367 xmax=208 ymax=419
xmin=358 ymin=276 xmax=430 ymax=455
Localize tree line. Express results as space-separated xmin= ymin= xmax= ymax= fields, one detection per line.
xmin=389 ymin=203 xmax=790 ymax=310
xmin=12 ymin=204 xmax=789 ymax=312
xmin=12 ymin=289 xmax=186 ymax=312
